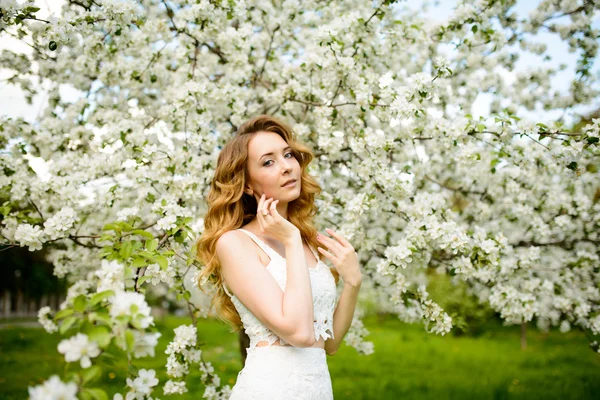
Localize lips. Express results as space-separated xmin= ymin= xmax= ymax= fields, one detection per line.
xmin=282 ymin=179 xmax=297 ymax=187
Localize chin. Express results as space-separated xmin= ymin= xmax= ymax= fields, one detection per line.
xmin=279 ymin=188 xmax=300 ymax=201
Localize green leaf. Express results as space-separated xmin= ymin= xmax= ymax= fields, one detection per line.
xmin=98 ymin=234 xmax=113 ymax=242
xmin=120 ymin=241 xmax=133 ymax=259
xmin=119 ymin=221 xmax=133 ymax=232
xmin=102 ymin=223 xmax=120 ymax=232
xmin=566 ymin=161 xmax=578 ymax=171
xmin=60 ymin=316 xmax=77 ymax=335
xmin=87 ymin=326 xmax=112 ymax=348
xmin=81 ymin=388 xmax=108 ymax=400
xmin=138 ymin=250 xmax=154 ymax=260
xmin=74 ymin=294 xmax=87 ymax=312
xmin=145 ymin=238 xmax=158 ymax=252
xmin=99 ymin=349 xmax=118 ymax=365
xmin=79 ymin=390 xmax=93 ymax=400
xmin=131 ymin=256 xmax=148 ymax=267
xmin=154 ymin=255 xmax=168 ymax=270
xmin=586 ymin=137 xmax=599 ymax=144
xmin=125 ymin=329 xmax=135 ymax=353
xmin=130 ymin=315 xmax=144 ymax=329
xmin=81 ymin=365 xmax=102 ymax=384
xmin=54 ymin=308 xmax=74 ymax=320
xmin=49 ymin=40 xmax=57 ymax=51
xmin=174 ymin=230 xmax=187 ymax=243
xmin=138 ymin=275 xmax=152 ymax=285
xmin=90 ymin=290 xmax=115 ymax=306
xmin=89 ymin=311 xmax=112 ymax=326
xmin=131 ymin=241 xmax=143 ymax=252
xmin=128 ymin=363 xmax=139 ymax=376
xmin=132 ymin=229 xmax=154 ymax=239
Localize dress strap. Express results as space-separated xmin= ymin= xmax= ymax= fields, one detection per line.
xmin=237 ymin=229 xmax=284 ymax=262
xmin=222 ymin=282 xmax=234 ymax=297
xmin=308 ymin=243 xmax=320 ymax=263
xmin=238 ymin=228 xmax=322 ymax=266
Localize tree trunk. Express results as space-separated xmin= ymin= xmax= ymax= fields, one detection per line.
xmin=2 ymin=291 xmax=11 ymax=318
xmin=16 ymin=289 xmax=24 ymax=317
xmin=40 ymin=295 xmax=48 ymax=309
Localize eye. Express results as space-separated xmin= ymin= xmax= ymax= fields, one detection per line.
xmin=263 ymin=152 xmax=294 ymax=167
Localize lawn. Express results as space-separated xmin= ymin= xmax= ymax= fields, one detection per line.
xmin=0 ymin=314 xmax=598 ymax=399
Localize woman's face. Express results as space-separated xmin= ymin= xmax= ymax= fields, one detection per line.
xmin=245 ymin=131 xmax=301 ymax=202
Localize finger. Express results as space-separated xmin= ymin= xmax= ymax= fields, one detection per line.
xmin=317 ymin=233 xmax=343 ymax=256
xmin=256 ymin=205 xmax=266 ymax=230
xmin=317 ymin=246 xmax=337 ymax=261
xmin=270 ymin=200 xmax=279 ymax=216
xmin=257 ymin=193 xmax=265 ymax=212
xmin=256 ymin=194 xmax=266 ymax=227
xmin=263 ymin=197 xmax=274 ymax=215
xmin=325 ymin=228 xmax=351 ymax=248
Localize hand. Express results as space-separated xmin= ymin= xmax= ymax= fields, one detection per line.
xmin=254 ymin=193 xmax=299 ymax=245
xmin=316 ymin=228 xmax=362 ymax=287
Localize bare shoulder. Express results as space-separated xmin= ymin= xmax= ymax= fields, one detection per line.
xmin=216 ymin=230 xmax=249 ymax=261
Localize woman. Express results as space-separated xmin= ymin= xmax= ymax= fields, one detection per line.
xmin=196 ymin=115 xmax=362 ymax=399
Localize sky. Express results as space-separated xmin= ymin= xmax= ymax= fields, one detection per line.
xmin=1 ymin=0 xmax=599 ymax=127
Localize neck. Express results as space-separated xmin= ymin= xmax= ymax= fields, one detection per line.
xmin=278 ymin=200 xmax=288 ymax=219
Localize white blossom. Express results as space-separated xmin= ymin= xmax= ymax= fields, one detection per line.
xmin=37 ymin=306 xmax=58 ymax=333
xmin=109 ymin=291 xmax=153 ymax=329
xmin=125 ymin=369 xmax=159 ymax=399
xmin=43 ymin=207 xmax=78 ymax=240
xmin=378 ymin=71 xmax=394 ymax=89
xmin=163 ymin=380 xmax=187 ymax=395
xmin=117 ymin=206 xmax=140 ymax=221
xmin=28 ymin=375 xmax=78 ymax=400
xmin=96 ymin=259 xmax=125 ymax=293
xmin=14 ymin=223 xmax=44 ymax=251
xmin=57 ymin=333 xmax=101 ymax=369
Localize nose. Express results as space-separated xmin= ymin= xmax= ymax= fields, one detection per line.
xmin=281 ymin=157 xmax=293 ymax=173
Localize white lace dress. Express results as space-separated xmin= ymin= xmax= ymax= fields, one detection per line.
xmin=222 ymin=228 xmax=337 ymax=400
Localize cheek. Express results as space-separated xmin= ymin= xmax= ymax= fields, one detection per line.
xmin=258 ymin=172 xmax=279 ymax=197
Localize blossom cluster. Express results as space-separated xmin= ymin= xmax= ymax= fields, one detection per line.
xmin=163 ymin=324 xmax=231 ymax=398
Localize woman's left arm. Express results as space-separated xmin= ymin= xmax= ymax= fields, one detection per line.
xmin=324 ymin=279 xmax=362 ymax=355
xmin=315 ymin=228 xmax=363 ymax=356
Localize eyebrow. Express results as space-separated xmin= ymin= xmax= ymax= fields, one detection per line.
xmin=259 ymin=146 xmax=292 ymax=161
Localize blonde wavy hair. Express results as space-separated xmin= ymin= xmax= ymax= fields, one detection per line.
xmin=195 ymin=115 xmax=340 ymax=331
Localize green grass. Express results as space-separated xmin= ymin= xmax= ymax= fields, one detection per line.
xmin=1 ymin=314 xmax=598 ymax=399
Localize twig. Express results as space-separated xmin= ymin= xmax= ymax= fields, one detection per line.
xmin=29 ymin=199 xmax=44 ymax=221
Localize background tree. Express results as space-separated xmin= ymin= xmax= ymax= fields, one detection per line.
xmin=0 ymin=0 xmax=598 ymax=398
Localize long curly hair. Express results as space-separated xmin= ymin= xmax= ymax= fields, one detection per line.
xmin=195 ymin=114 xmax=340 ymax=331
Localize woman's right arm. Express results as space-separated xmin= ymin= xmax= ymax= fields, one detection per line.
xmin=217 ymin=230 xmax=316 ymax=347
